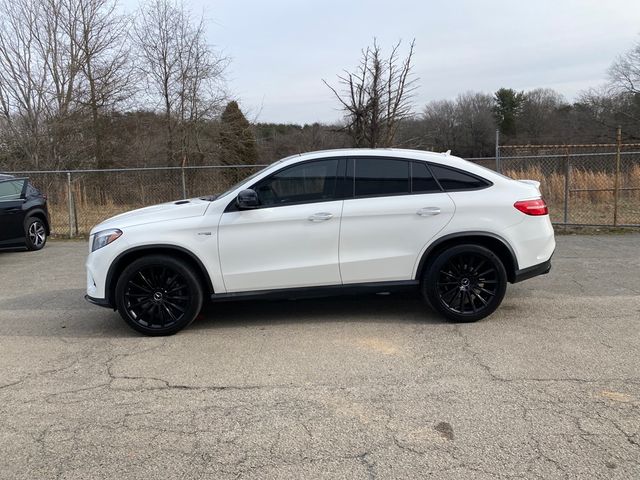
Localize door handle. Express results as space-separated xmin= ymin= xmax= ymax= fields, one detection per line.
xmin=417 ymin=207 xmax=441 ymax=216
xmin=308 ymin=212 xmax=333 ymax=222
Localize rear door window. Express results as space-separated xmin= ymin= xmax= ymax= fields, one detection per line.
xmin=353 ymin=158 xmax=410 ymax=197
xmin=26 ymin=182 xmax=40 ymax=197
xmin=0 ymin=180 xmax=25 ymax=201
xmin=411 ymin=162 xmax=441 ymax=193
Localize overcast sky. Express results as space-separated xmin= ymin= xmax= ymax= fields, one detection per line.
xmin=124 ymin=0 xmax=640 ymax=124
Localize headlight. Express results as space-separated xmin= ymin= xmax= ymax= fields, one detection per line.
xmin=91 ymin=229 xmax=122 ymax=252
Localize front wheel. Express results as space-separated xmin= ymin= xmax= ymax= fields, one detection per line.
xmin=422 ymin=244 xmax=507 ymax=323
xmin=115 ymin=255 xmax=203 ymax=336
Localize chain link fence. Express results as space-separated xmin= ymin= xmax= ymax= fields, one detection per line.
xmin=4 ymin=146 xmax=640 ymax=237
xmin=495 ymin=142 xmax=640 ymax=227
xmin=5 ymin=165 xmax=266 ymax=237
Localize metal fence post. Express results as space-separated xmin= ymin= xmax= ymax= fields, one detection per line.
xmin=67 ymin=172 xmax=74 ymax=238
xmin=181 ymin=166 xmax=187 ymax=199
xmin=613 ymin=126 xmax=622 ymax=226
xmin=563 ymin=147 xmax=570 ymax=224
xmin=495 ymin=129 xmax=501 ymax=173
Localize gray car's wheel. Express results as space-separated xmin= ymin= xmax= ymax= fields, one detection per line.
xmin=25 ymin=216 xmax=47 ymax=251
xmin=422 ymin=244 xmax=507 ymax=323
xmin=115 ymin=255 xmax=203 ymax=336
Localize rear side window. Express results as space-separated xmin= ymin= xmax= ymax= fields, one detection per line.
xmin=253 ymin=159 xmax=339 ymax=207
xmin=411 ymin=162 xmax=441 ymax=193
xmin=429 ymin=164 xmax=489 ymax=191
xmin=26 ymin=182 xmax=40 ymax=197
xmin=0 ymin=180 xmax=25 ymax=201
xmin=353 ymin=158 xmax=409 ymax=197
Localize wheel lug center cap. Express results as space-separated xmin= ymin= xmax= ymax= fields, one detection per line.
xmin=461 ymin=278 xmax=470 ymax=287
xmin=153 ymin=291 xmax=163 ymax=303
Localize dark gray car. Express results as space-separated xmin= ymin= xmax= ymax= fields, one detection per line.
xmin=0 ymin=174 xmax=50 ymax=250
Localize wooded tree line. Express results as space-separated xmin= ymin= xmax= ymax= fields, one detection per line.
xmin=1 ymin=0 xmax=639 ymax=172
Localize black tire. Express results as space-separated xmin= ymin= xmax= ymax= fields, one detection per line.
xmin=422 ymin=244 xmax=507 ymax=323
xmin=115 ymin=255 xmax=203 ymax=336
xmin=24 ymin=216 xmax=47 ymax=251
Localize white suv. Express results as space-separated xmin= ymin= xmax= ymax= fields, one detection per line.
xmin=86 ymin=149 xmax=555 ymax=335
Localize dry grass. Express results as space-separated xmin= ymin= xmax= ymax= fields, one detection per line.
xmin=505 ymin=164 xmax=640 ymax=202
xmin=505 ymin=165 xmax=640 ymax=225
xmin=48 ymin=203 xmax=138 ymax=237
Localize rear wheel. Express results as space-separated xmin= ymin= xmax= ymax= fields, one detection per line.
xmin=115 ymin=255 xmax=203 ymax=336
xmin=422 ymin=244 xmax=507 ymax=323
xmin=25 ymin=216 xmax=47 ymax=251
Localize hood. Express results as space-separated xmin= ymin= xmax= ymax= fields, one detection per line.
xmin=91 ymin=198 xmax=211 ymax=234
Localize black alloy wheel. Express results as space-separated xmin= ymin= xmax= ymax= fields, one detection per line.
xmin=25 ymin=217 xmax=47 ymax=250
xmin=423 ymin=244 xmax=507 ymax=322
xmin=115 ymin=255 xmax=203 ymax=335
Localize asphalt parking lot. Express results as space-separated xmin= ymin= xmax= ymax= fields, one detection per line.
xmin=0 ymin=234 xmax=639 ymax=479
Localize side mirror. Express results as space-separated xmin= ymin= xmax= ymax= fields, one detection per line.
xmin=236 ymin=189 xmax=259 ymax=209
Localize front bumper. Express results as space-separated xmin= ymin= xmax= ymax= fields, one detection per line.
xmin=513 ymin=256 xmax=552 ymax=283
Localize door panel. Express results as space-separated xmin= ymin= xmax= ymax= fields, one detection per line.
xmin=218 ymin=201 xmax=343 ymax=292
xmin=0 ymin=200 xmax=26 ymax=244
xmin=339 ymin=193 xmax=455 ymax=283
xmin=0 ymin=179 xmax=27 ymax=244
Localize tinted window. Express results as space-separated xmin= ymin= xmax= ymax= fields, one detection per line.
xmin=411 ymin=162 xmax=441 ymax=193
xmin=354 ymin=158 xmax=409 ymax=197
xmin=430 ymin=164 xmax=489 ymax=191
xmin=0 ymin=180 xmax=24 ymax=201
xmin=253 ymin=159 xmax=339 ymax=207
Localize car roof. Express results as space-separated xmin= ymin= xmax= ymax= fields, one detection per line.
xmin=0 ymin=174 xmax=29 ymax=185
xmin=285 ymin=148 xmax=470 ymax=166
xmin=276 ymin=148 xmax=505 ymax=183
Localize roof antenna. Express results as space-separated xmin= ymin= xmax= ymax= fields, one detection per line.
xmin=444 ymin=150 xmax=451 ymax=155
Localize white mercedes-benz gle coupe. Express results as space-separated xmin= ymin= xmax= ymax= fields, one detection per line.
xmin=86 ymin=149 xmax=555 ymax=335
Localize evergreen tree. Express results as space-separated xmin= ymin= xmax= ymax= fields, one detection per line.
xmin=219 ymin=101 xmax=258 ymax=165
xmin=493 ymin=88 xmax=524 ymax=137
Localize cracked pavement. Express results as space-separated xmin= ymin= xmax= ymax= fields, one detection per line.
xmin=0 ymin=234 xmax=639 ymax=479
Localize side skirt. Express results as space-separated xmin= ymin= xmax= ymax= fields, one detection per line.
xmin=210 ymin=280 xmax=420 ymax=302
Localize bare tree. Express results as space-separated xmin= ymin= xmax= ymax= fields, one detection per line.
xmin=423 ymin=99 xmax=458 ymax=151
xmin=32 ymin=0 xmax=84 ymax=167
xmin=0 ymin=0 xmax=49 ymax=167
xmin=324 ymin=39 xmax=417 ymax=148
xmin=455 ymin=92 xmax=495 ymax=156
xmin=173 ymin=8 xmax=227 ymax=165
xmin=133 ymin=0 xmax=227 ymax=165
xmin=517 ymin=88 xmax=565 ymax=143
xmin=422 ymin=93 xmax=495 ymax=157
xmin=133 ymin=0 xmax=178 ymax=163
xmin=75 ymin=0 xmax=132 ymax=167
xmin=609 ymin=39 xmax=640 ymax=95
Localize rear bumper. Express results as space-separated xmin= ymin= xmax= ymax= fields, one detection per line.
xmin=85 ymin=294 xmax=113 ymax=309
xmin=513 ymin=256 xmax=552 ymax=283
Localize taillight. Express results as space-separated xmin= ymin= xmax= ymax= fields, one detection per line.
xmin=514 ymin=198 xmax=548 ymax=216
